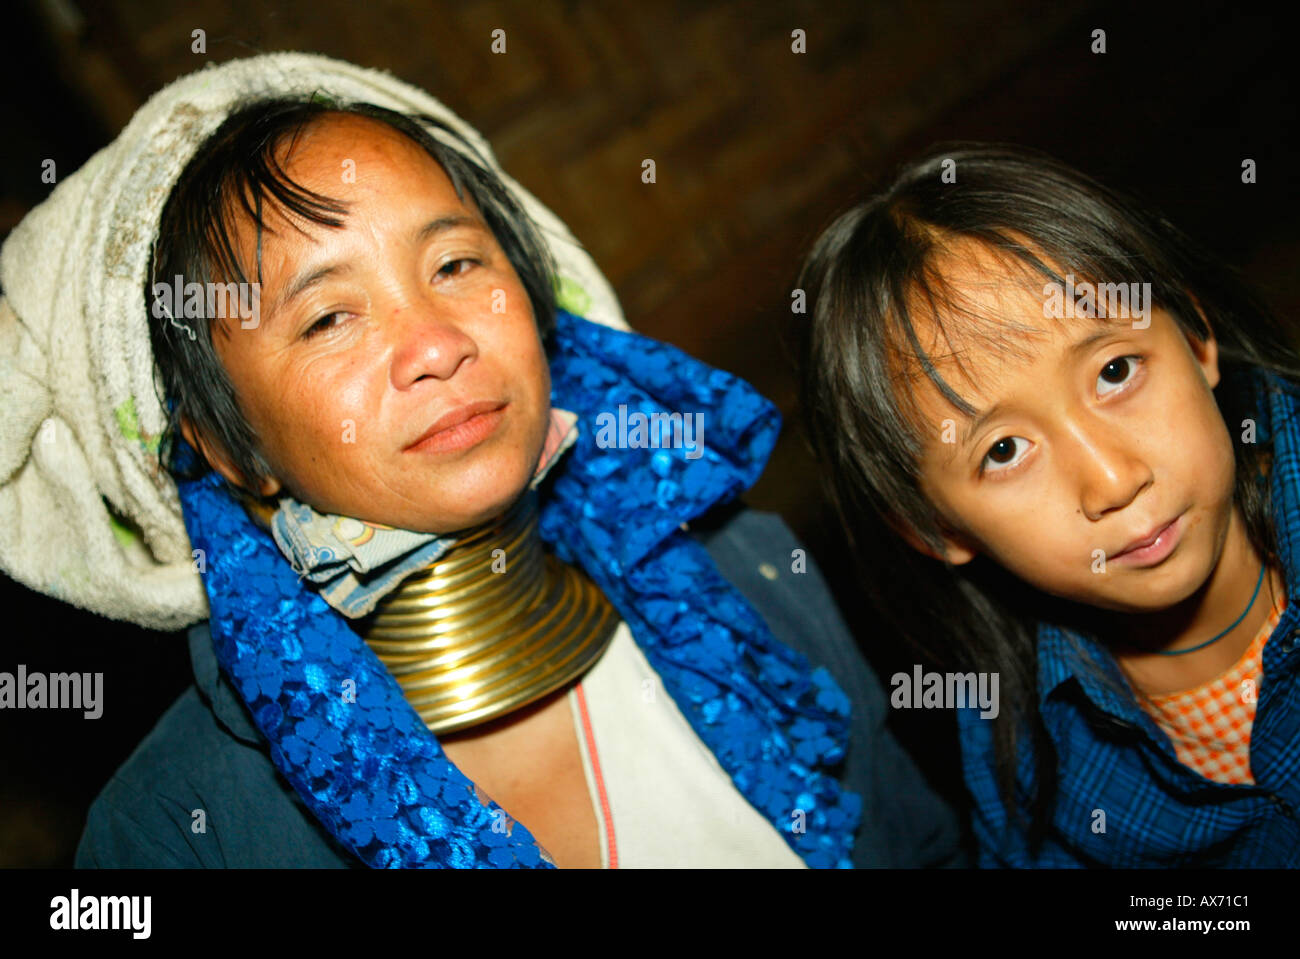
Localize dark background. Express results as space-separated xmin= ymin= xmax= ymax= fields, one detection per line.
xmin=2 ymin=0 xmax=1297 ymax=866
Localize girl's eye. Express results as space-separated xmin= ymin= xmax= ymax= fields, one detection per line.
xmin=1097 ymin=354 xmax=1142 ymax=397
xmin=434 ymin=258 xmax=477 ymax=280
xmin=979 ymin=355 xmax=1145 ymax=476
xmin=981 ymin=436 xmax=1028 ymax=475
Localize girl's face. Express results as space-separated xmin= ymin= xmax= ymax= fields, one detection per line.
xmin=184 ymin=113 xmax=553 ymax=533
xmin=903 ymin=243 xmax=1238 ymax=615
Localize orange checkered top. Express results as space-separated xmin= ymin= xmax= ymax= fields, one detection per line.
xmin=1138 ymin=596 xmax=1286 ymax=785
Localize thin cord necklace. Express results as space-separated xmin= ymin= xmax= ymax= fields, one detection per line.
xmin=1154 ymin=562 xmax=1266 ymax=656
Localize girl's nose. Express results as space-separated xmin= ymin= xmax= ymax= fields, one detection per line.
xmin=387 ymin=299 xmax=479 ymax=388
xmin=1070 ymin=423 xmax=1153 ymax=521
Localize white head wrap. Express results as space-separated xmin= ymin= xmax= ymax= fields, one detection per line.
xmin=0 ymin=52 xmax=627 ymax=631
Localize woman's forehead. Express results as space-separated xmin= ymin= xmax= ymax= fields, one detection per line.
xmin=220 ymin=115 xmax=477 ymax=284
xmin=275 ymin=112 xmax=437 ymax=176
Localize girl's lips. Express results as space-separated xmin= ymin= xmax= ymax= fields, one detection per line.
xmin=1111 ymin=515 xmax=1182 ymax=567
xmin=405 ymin=407 xmax=505 ymax=454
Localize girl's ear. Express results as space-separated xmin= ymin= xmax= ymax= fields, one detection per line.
xmin=180 ymin=417 xmax=282 ymax=498
xmin=1181 ymin=294 xmax=1221 ymax=390
xmin=886 ymin=511 xmax=979 ymax=565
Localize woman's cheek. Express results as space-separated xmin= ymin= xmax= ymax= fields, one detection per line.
xmin=308 ymin=368 xmax=368 ymax=444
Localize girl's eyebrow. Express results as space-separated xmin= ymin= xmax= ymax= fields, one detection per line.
xmin=959 ymin=400 xmax=1008 ymax=452
xmin=1065 ymin=323 xmax=1127 ymax=360
xmin=956 ymin=320 xmax=1128 ymax=451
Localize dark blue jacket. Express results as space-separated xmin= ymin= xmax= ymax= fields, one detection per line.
xmin=76 ymin=507 xmax=967 ymax=868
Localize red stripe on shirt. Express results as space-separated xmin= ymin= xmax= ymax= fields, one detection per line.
xmin=574 ymin=682 xmax=618 ymax=869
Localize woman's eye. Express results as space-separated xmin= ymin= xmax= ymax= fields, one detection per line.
xmin=1097 ymin=355 xmax=1142 ymax=397
xmin=981 ymin=436 xmax=1028 ymax=474
xmin=303 ymin=312 xmax=347 ymax=339
xmin=434 ymin=258 xmax=477 ymax=280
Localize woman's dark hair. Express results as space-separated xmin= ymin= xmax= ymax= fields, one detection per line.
xmin=797 ymin=141 xmax=1300 ymax=849
xmin=148 ymin=95 xmax=558 ymax=495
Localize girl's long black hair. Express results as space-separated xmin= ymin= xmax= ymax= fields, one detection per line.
xmin=797 ymin=142 xmax=1300 ymax=849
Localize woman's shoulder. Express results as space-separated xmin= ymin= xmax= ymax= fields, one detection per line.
xmin=694 ymin=503 xmax=971 ymax=867
xmin=689 ymin=503 xmax=845 ymax=649
xmin=75 ymin=639 xmax=356 ymax=869
xmin=75 ymin=686 xmax=224 ymax=867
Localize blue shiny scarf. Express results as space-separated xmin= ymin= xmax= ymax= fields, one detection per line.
xmin=176 ymin=309 xmax=862 ymax=867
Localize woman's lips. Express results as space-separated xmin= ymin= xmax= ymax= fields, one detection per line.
xmin=405 ymin=402 xmax=506 ymax=455
xmin=1111 ymin=515 xmax=1183 ymax=567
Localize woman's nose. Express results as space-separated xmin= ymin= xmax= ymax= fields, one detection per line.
xmin=1068 ymin=421 xmax=1153 ymax=521
xmin=386 ymin=300 xmax=479 ymax=387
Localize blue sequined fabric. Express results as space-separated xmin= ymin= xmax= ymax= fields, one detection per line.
xmin=176 ymin=309 xmax=862 ymax=868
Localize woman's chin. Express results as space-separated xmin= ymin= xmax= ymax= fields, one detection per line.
xmin=330 ymin=449 xmax=542 ymax=532
xmin=411 ymin=480 xmax=533 ymax=534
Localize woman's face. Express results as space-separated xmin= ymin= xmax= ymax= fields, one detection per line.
xmin=902 ymin=243 xmax=1239 ymax=615
xmin=186 ymin=113 xmax=552 ymax=533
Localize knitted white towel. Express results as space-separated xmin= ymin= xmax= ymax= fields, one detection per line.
xmin=0 ymin=52 xmax=628 ymax=632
